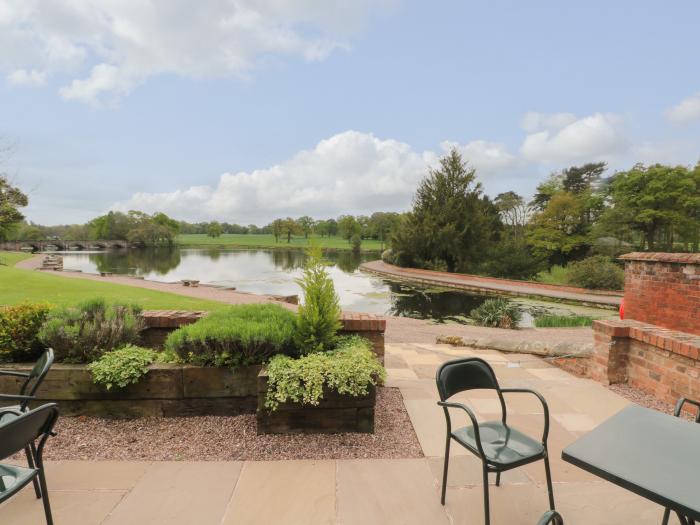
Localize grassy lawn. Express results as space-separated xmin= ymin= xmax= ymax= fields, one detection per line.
xmin=0 ymin=252 xmax=228 ymax=311
xmin=535 ymin=265 xmax=569 ymax=285
xmin=176 ymin=233 xmax=384 ymax=251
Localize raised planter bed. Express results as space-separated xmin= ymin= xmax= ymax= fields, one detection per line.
xmin=0 ymin=363 xmax=260 ymax=418
xmin=256 ymin=369 xmax=376 ymax=434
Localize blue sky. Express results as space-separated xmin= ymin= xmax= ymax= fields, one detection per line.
xmin=1 ymin=0 xmax=700 ymax=225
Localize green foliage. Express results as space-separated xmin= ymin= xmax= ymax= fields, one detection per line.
xmin=481 ymin=238 xmax=545 ymax=280
xmin=470 ymin=298 xmax=522 ymax=329
xmin=536 ymin=265 xmax=569 ymax=285
xmin=164 ymin=304 xmax=298 ymax=367
xmin=350 ymin=234 xmax=362 ymax=253
xmin=391 ymin=149 xmax=501 ymax=273
xmin=38 ymin=298 xmax=144 ymax=363
xmin=337 ymin=215 xmax=361 ymax=241
xmin=294 ymin=247 xmax=342 ymax=354
xmin=0 ymin=176 xmax=28 ymax=241
xmin=207 ymin=222 xmax=223 ymax=238
xmin=88 ymin=345 xmax=156 ymax=390
xmin=265 ymin=336 xmax=386 ymax=410
xmin=534 ymin=315 xmax=595 ymax=328
xmin=566 ymin=255 xmax=624 ymax=290
xmin=0 ymin=303 xmax=51 ymax=362
xmin=88 ymin=210 xmax=179 ymax=246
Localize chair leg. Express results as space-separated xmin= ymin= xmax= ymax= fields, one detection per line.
xmin=543 ymin=455 xmax=555 ymax=510
xmin=37 ymin=467 xmax=53 ymax=525
xmin=661 ymin=507 xmax=670 ymax=525
xmin=482 ymin=465 xmax=491 ymax=525
xmin=441 ymin=435 xmax=451 ymax=505
xmin=495 ymin=472 xmax=501 ymax=487
xmin=25 ymin=445 xmax=41 ymax=499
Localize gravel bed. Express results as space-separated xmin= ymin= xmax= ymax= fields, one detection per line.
xmin=39 ymin=387 xmax=422 ymax=461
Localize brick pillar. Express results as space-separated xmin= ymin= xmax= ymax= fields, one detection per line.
xmin=590 ymin=320 xmax=631 ymax=384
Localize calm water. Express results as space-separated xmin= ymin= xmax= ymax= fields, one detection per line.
xmin=59 ymin=248 xmax=608 ymax=325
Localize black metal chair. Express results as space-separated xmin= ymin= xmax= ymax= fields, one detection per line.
xmin=436 ymin=357 xmax=555 ymax=525
xmin=538 ymin=510 xmax=564 ymax=524
xmin=0 ymin=403 xmax=59 ymax=525
xmin=662 ymin=398 xmax=700 ymax=525
xmin=0 ymin=348 xmax=54 ymax=498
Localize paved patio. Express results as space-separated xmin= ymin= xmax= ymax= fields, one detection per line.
xmin=1 ymin=343 xmax=664 ymax=524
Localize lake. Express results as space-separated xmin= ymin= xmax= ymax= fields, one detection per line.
xmin=59 ymin=247 xmax=609 ymax=326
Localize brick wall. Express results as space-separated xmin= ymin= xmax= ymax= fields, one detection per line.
xmin=620 ymin=252 xmax=700 ymax=336
xmin=591 ymin=319 xmax=700 ymax=405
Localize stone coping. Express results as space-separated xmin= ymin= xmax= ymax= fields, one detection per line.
xmin=619 ymin=252 xmax=700 ymax=264
xmin=593 ymin=319 xmax=700 ymax=359
xmin=141 ymin=309 xmax=387 ymax=332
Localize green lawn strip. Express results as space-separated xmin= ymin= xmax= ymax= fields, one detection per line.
xmin=1 ymin=252 xmax=228 ymax=311
xmin=535 ymin=265 xmax=569 ymax=285
xmin=533 ymin=314 xmax=595 ymax=328
xmin=176 ymin=233 xmax=384 ymax=251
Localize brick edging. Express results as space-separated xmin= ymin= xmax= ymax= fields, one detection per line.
xmin=619 ymin=252 xmax=700 ymax=264
xmin=593 ymin=319 xmax=700 ymax=359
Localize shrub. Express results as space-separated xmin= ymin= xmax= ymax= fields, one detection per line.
xmin=470 ymin=298 xmax=522 ymax=329
xmin=566 ymin=255 xmax=624 ymax=290
xmin=88 ymin=345 xmax=156 ymax=390
xmin=294 ymin=247 xmax=342 ymax=354
xmin=265 ymin=336 xmax=386 ymax=410
xmin=38 ymin=298 xmax=144 ymax=363
xmin=350 ymin=234 xmax=362 ymax=253
xmin=534 ymin=315 xmax=595 ymax=328
xmin=0 ymin=303 xmax=51 ymax=362
xmin=164 ymin=304 xmax=297 ymax=368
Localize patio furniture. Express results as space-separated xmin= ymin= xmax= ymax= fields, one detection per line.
xmin=562 ymin=404 xmax=700 ymax=525
xmin=537 ymin=510 xmax=564 ymax=525
xmin=0 ymin=348 xmax=54 ymax=498
xmin=0 ymin=403 xmax=59 ymax=525
xmin=436 ymin=357 xmax=556 ymax=525
xmin=661 ymin=398 xmax=700 ymax=525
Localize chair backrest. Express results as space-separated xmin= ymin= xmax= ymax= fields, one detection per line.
xmin=18 ymin=348 xmax=54 ymax=410
xmin=436 ymin=357 xmax=502 ymax=401
xmin=0 ymin=403 xmax=59 ymax=461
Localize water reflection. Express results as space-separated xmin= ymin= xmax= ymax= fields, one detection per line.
xmin=59 ymin=247 xmax=603 ymax=325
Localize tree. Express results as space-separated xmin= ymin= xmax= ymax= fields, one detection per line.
xmin=207 ymin=222 xmax=223 ymax=238
xmin=315 ymin=220 xmax=330 ymax=237
xmin=88 ymin=211 xmax=132 ymax=240
xmin=0 ymin=176 xmax=28 ymax=241
xmin=527 ymin=192 xmax=590 ymax=263
xmin=562 ymin=162 xmax=606 ymax=195
xmin=326 ymin=218 xmax=338 ymax=236
xmin=494 ymin=192 xmax=530 ymax=240
xmin=271 ymin=219 xmax=283 ymax=242
xmin=391 ymin=149 xmax=501 ymax=273
xmin=281 ymin=217 xmax=300 ymax=243
xmin=297 ymin=216 xmax=314 ymax=238
xmin=337 ymin=215 xmax=361 ymax=241
xmin=597 ymin=163 xmax=700 ymax=250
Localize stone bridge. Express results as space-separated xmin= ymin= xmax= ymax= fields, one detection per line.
xmin=0 ymin=239 xmax=128 ymax=252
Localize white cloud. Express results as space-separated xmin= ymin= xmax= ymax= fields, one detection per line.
xmin=440 ymin=140 xmax=518 ymax=175
xmin=521 ymin=112 xmax=576 ymax=133
xmin=7 ymin=68 xmax=46 ymax=87
xmin=0 ymin=0 xmax=393 ymax=104
xmin=666 ymin=92 xmax=700 ymax=123
xmin=112 ymin=131 xmax=519 ymax=223
xmin=520 ymin=113 xmax=628 ymax=163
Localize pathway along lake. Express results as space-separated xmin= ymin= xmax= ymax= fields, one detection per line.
xmin=59 ymin=247 xmax=611 ymax=326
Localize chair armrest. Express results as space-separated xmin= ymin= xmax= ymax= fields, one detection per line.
xmin=0 ymin=369 xmax=31 ymax=378
xmin=501 ymin=388 xmax=550 ymax=445
xmin=0 ymin=393 xmax=34 ymax=401
xmin=437 ymin=400 xmax=486 ymax=457
xmin=537 ymin=510 xmax=564 ymax=525
xmin=674 ymin=397 xmax=700 ymax=422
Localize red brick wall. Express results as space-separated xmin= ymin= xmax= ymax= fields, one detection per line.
xmin=591 ymin=319 xmax=700 ymax=405
xmin=620 ymin=252 xmax=700 ymax=336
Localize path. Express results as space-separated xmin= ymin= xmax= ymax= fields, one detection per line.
xmin=361 ymin=260 xmax=622 ymax=308
xmin=1 ymin=344 xmax=659 ymax=523
xmin=15 ymin=254 xmax=595 ymax=350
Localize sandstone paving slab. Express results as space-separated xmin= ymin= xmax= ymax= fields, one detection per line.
xmin=552 ymin=413 xmax=599 ymax=433
xmin=42 ymin=460 xmax=152 ymax=491
xmin=336 ymin=458 xmax=449 ymax=525
xmin=222 ymin=460 xmax=335 ymax=525
xmin=527 ymin=367 xmax=578 ymax=381
xmin=403 ymin=399 xmax=469 ymax=457
xmin=427 ymin=455 xmax=530 ymax=488
xmin=0 ymin=488 xmax=126 ymax=525
xmin=385 ymin=367 xmax=419 ymax=381
xmin=103 ymin=461 xmax=242 ymax=525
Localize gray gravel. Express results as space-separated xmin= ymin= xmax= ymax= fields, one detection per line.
xmin=39 ymin=387 xmax=423 ymax=461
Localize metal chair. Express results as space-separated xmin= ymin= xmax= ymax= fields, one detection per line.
xmin=662 ymin=398 xmax=700 ymax=525
xmin=0 ymin=403 xmax=59 ymax=525
xmin=436 ymin=357 xmax=555 ymax=525
xmin=538 ymin=510 xmax=564 ymax=524
xmin=0 ymin=348 xmax=54 ymax=498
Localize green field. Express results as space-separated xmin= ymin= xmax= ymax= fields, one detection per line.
xmin=535 ymin=265 xmax=569 ymax=285
xmin=176 ymin=233 xmax=384 ymax=251
xmin=0 ymin=252 xmax=228 ymax=311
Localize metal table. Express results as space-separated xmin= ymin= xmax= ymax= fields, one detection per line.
xmin=562 ymin=404 xmax=700 ymax=524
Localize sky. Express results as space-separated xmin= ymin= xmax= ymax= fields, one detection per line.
xmin=1 ymin=0 xmax=700 ymax=226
